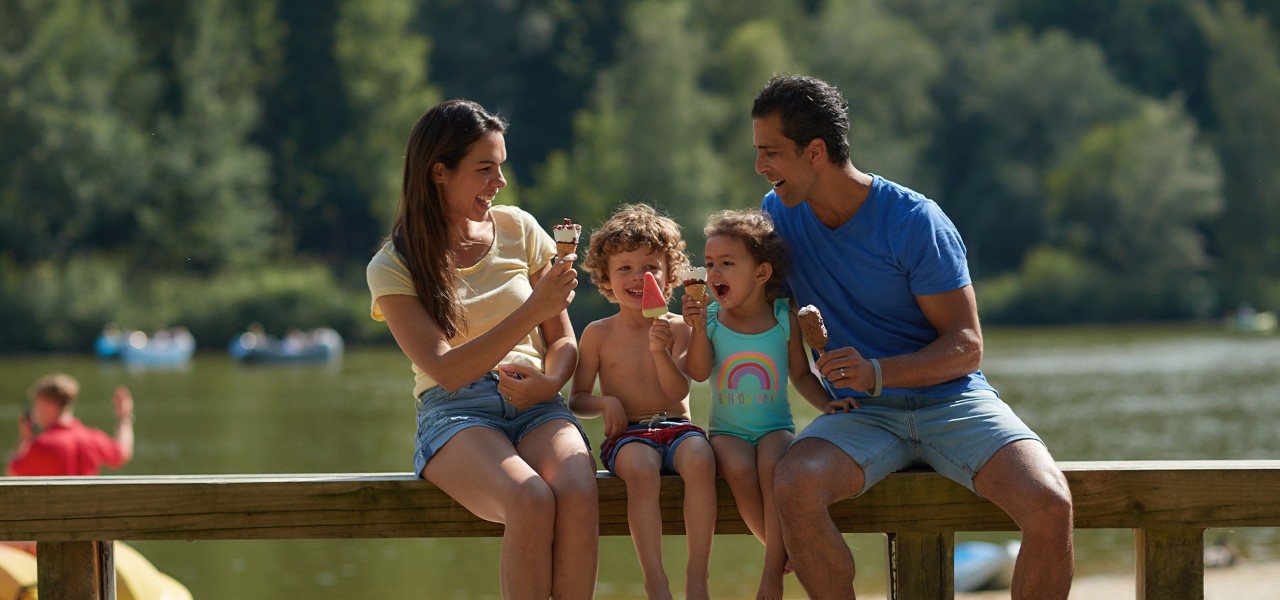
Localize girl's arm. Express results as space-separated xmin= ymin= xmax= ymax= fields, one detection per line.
xmin=682 ymin=293 xmax=712 ymax=382
xmin=378 ymin=258 xmax=579 ymax=393
xmin=787 ymin=311 xmax=844 ymax=414
xmin=649 ymin=316 xmax=692 ymax=403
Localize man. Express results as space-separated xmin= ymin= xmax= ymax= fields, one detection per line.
xmin=753 ymin=74 xmax=1073 ymax=599
xmin=7 ymin=373 xmax=135 ymax=476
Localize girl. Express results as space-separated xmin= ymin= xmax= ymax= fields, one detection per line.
xmin=682 ymin=209 xmax=835 ymax=600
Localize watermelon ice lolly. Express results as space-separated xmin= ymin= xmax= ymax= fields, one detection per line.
xmin=641 ymin=272 xmax=668 ymax=318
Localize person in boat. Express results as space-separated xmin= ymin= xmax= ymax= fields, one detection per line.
xmin=7 ymin=373 xmax=135 ymax=478
xmin=366 ymin=99 xmax=597 ymax=598
xmin=751 ymin=74 xmax=1075 ymax=599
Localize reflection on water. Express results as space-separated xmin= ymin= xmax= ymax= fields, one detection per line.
xmin=2 ymin=324 xmax=1277 ymax=598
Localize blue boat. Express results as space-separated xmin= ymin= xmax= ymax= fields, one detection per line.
xmin=955 ymin=540 xmax=1018 ymax=592
xmin=96 ymin=327 xmax=195 ymax=367
xmin=229 ymin=327 xmax=343 ymax=364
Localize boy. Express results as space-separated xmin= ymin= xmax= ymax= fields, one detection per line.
xmin=570 ymin=204 xmax=717 ymax=600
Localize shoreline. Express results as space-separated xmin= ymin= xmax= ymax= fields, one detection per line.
xmin=946 ymin=560 xmax=1280 ymax=600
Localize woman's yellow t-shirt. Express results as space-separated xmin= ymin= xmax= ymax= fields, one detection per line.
xmin=366 ymin=205 xmax=555 ymax=399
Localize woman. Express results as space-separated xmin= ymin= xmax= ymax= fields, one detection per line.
xmin=367 ymin=99 xmax=598 ymax=598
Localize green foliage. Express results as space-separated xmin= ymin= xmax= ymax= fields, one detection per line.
xmin=1197 ymin=0 xmax=1280 ymax=305
xmin=7 ymin=0 xmax=1280 ymax=350
xmin=938 ymin=29 xmax=1140 ymax=276
xmin=0 ymin=0 xmax=157 ymax=265
xmin=524 ymin=0 xmax=727 ymax=233
xmin=1047 ymin=99 xmax=1222 ymax=282
xmin=803 ymin=0 xmax=943 ymax=184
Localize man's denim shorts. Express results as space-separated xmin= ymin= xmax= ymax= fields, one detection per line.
xmin=794 ymin=389 xmax=1043 ymax=496
xmin=412 ymin=372 xmax=588 ymax=477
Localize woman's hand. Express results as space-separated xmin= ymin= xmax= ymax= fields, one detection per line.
xmin=496 ymin=363 xmax=561 ymax=409
xmin=524 ymin=253 xmax=579 ymax=323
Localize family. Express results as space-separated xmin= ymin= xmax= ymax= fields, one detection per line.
xmin=365 ymin=74 xmax=1075 ymax=600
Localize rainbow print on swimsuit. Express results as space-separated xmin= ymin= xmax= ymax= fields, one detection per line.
xmin=715 ymin=351 xmax=780 ymax=405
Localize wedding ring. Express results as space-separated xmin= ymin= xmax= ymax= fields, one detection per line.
xmin=839 ymin=368 xmax=847 ymax=379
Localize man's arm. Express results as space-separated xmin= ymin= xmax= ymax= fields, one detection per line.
xmin=113 ymin=386 xmax=135 ymax=464
xmin=818 ymin=285 xmax=983 ymax=392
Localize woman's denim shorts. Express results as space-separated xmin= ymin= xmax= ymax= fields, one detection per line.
xmin=413 ymin=372 xmax=588 ymax=477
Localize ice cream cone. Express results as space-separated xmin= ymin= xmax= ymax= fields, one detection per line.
xmin=556 ymin=241 xmax=577 ymax=260
xmin=684 ymin=282 xmax=707 ymax=303
xmin=552 ymin=218 xmax=581 ymax=263
xmin=681 ymin=266 xmax=708 ymax=302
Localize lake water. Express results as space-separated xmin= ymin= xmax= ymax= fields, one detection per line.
xmin=3 ymin=323 xmax=1278 ymax=598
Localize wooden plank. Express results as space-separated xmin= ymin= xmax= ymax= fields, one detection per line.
xmin=2 ymin=462 xmax=1279 ymax=541
xmin=36 ymin=540 xmax=114 ymax=600
xmin=886 ymin=531 xmax=952 ymax=600
xmin=1135 ymin=528 xmax=1204 ymax=600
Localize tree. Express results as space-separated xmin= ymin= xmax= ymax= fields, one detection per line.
xmin=256 ymin=0 xmax=436 ymax=265
xmin=0 ymin=0 xmax=155 ymax=265
xmin=1045 ymin=99 xmax=1222 ymax=318
xmin=801 ymin=0 xmax=943 ymax=186
xmin=1197 ymin=0 xmax=1280 ymax=307
xmin=938 ymin=30 xmax=1138 ymax=276
xmin=524 ymin=0 xmax=725 ymax=233
xmin=330 ymin=0 xmax=439 ymax=244
xmin=136 ymin=0 xmax=277 ymax=272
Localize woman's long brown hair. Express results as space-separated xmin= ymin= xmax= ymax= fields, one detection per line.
xmin=389 ymin=99 xmax=508 ymax=339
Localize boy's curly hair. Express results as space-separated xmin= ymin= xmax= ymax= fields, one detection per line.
xmin=703 ymin=209 xmax=789 ymax=301
xmin=584 ymin=203 xmax=690 ymax=303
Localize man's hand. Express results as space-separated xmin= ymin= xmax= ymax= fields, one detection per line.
xmin=113 ymin=386 xmax=134 ymax=421
xmin=17 ymin=409 xmax=33 ymax=442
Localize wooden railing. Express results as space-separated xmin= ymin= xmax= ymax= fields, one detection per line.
xmin=3 ymin=460 xmax=1279 ymax=599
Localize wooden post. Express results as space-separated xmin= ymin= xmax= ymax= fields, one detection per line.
xmin=886 ymin=531 xmax=953 ymax=600
xmin=1135 ymin=527 xmax=1203 ymax=600
xmin=35 ymin=540 xmax=115 ymax=600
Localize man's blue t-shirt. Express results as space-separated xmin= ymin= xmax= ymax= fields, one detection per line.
xmin=762 ymin=175 xmax=996 ymax=399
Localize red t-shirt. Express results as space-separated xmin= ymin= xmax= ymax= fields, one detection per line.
xmin=7 ymin=419 xmax=125 ymax=476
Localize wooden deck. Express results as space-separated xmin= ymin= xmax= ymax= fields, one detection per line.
xmin=4 ymin=460 xmax=1280 ymax=599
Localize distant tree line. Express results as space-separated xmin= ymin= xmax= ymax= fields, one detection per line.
xmin=2 ymin=0 xmax=1278 ymax=351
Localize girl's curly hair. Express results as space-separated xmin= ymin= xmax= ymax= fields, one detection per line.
xmin=703 ymin=209 xmax=789 ymax=301
xmin=583 ymin=204 xmax=690 ymax=303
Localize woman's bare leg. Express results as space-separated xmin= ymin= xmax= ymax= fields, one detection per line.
xmin=423 ymin=426 xmax=554 ymax=600
xmin=519 ymin=420 xmax=600 ymax=599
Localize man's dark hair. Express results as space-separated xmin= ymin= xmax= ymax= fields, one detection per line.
xmin=751 ymin=74 xmax=850 ymax=165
